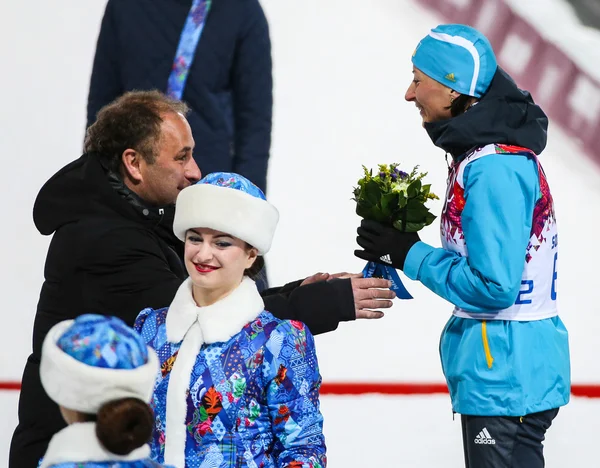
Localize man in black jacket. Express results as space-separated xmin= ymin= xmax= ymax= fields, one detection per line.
xmin=10 ymin=91 xmax=395 ymax=468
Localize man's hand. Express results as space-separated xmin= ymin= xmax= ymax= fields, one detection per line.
xmin=299 ymin=272 xmax=395 ymax=319
xmin=300 ymin=272 xmax=331 ymax=286
xmin=300 ymin=272 xmax=362 ymax=286
xmin=351 ymin=277 xmax=395 ymax=319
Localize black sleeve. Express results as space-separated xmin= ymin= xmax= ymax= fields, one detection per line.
xmin=230 ymin=0 xmax=272 ymax=193
xmin=81 ymin=228 xmax=183 ymax=326
xmin=260 ymin=279 xmax=303 ymax=296
xmin=261 ymin=279 xmax=356 ymax=336
xmin=86 ymin=0 xmax=123 ymax=127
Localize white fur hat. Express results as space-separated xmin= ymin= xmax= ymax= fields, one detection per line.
xmin=173 ymin=173 xmax=279 ymax=255
xmin=40 ymin=315 xmax=159 ymax=414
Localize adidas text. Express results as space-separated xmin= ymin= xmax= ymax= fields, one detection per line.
xmin=474 ymin=438 xmax=496 ymax=445
xmin=474 ymin=428 xmax=496 ymax=445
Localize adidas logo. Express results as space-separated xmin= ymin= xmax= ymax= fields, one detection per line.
xmin=379 ymin=254 xmax=392 ymax=265
xmin=445 ymin=73 xmax=456 ymax=82
xmin=474 ymin=427 xmax=496 ymax=445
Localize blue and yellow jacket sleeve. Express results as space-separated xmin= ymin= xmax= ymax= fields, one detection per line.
xmin=403 ymin=154 xmax=540 ymax=312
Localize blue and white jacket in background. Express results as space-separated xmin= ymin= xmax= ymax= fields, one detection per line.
xmin=404 ymin=68 xmax=570 ymax=417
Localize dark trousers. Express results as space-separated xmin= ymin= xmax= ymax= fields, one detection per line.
xmin=461 ymin=408 xmax=559 ymax=468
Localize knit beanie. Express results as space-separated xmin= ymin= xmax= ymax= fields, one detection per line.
xmin=412 ymin=24 xmax=497 ymax=97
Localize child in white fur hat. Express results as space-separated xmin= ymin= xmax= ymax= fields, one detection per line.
xmin=134 ymin=172 xmax=326 ymax=468
xmin=39 ymin=313 xmax=168 ymax=467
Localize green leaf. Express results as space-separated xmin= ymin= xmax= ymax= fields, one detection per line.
xmin=363 ymin=179 xmax=382 ymax=206
xmin=392 ymin=219 xmax=414 ymax=232
xmin=356 ymin=203 xmax=374 ymax=219
xmin=406 ymin=221 xmax=427 ymax=232
xmin=407 ymin=179 xmax=422 ymax=199
xmin=396 ymin=192 xmax=407 ymax=209
xmin=391 ymin=221 xmax=425 ymax=232
xmin=423 ymin=211 xmax=437 ymax=226
xmin=380 ymin=193 xmax=398 ymax=216
xmin=404 ymin=201 xmax=430 ymax=221
xmin=370 ymin=205 xmax=389 ymax=223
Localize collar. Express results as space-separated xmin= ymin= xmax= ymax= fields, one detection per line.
xmin=166 ymin=277 xmax=265 ymax=344
xmin=97 ymin=155 xmax=180 ymax=254
xmin=39 ymin=422 xmax=150 ymax=467
xmin=105 ymin=165 xmax=176 ymax=221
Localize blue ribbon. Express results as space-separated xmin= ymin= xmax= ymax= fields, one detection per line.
xmin=166 ymin=0 xmax=212 ymax=100
xmin=362 ymin=262 xmax=413 ymax=299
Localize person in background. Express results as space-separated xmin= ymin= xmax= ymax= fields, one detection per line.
xmin=87 ymin=0 xmax=272 ymax=194
xmin=39 ymin=314 xmax=167 ymax=467
xmin=355 ymin=24 xmax=569 ymax=468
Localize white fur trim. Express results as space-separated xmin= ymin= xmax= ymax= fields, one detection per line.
xmin=165 ymin=279 xmax=201 ymax=344
xmin=164 ymin=322 xmax=203 ymax=468
xmin=173 ymin=183 xmax=279 ymax=254
xmin=40 ymin=321 xmax=159 ymax=414
xmin=166 ymin=277 xmax=265 ymax=344
xmin=163 ymin=277 xmax=264 ymax=467
xmin=39 ymin=422 xmax=150 ymax=468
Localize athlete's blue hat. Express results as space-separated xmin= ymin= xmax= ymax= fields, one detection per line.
xmin=412 ymin=24 xmax=497 ymax=98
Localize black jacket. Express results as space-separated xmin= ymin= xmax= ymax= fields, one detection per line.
xmin=87 ymin=0 xmax=272 ymax=192
xmin=9 ymin=153 xmax=354 ymax=468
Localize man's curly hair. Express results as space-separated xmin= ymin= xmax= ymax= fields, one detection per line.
xmin=84 ymin=90 xmax=189 ymax=174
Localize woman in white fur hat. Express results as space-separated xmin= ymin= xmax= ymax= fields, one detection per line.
xmin=38 ymin=313 xmax=166 ymax=467
xmin=134 ymin=172 xmax=326 ymax=468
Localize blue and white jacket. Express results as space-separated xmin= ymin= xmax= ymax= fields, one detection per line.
xmin=134 ymin=277 xmax=326 ymax=468
xmin=404 ymin=68 xmax=570 ymax=417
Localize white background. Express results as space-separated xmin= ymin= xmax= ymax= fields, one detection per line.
xmin=1 ymin=0 xmax=599 ymax=466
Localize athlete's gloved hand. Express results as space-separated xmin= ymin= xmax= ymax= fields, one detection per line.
xmin=354 ymin=219 xmax=420 ymax=271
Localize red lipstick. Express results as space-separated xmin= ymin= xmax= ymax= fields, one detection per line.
xmin=194 ymin=264 xmax=219 ymax=273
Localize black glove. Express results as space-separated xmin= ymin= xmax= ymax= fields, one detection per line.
xmin=354 ymin=219 xmax=420 ymax=270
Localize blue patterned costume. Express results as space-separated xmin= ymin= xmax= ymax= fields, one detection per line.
xmin=134 ymin=277 xmax=326 ymax=468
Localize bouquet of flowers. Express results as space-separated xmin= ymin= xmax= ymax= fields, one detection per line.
xmin=353 ymin=163 xmax=439 ymax=298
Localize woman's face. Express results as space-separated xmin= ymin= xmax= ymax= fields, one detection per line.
xmin=184 ymin=228 xmax=257 ymax=301
xmin=405 ymin=67 xmax=456 ymax=124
